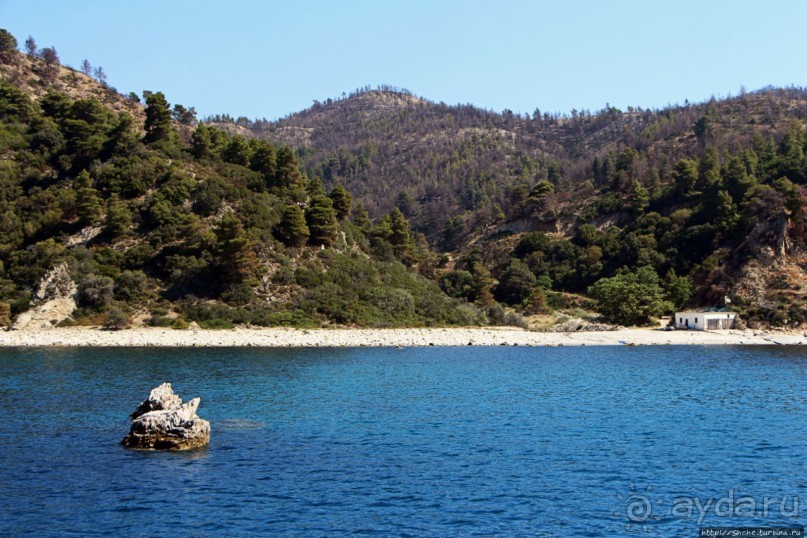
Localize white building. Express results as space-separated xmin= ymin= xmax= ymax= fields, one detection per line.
xmin=675 ymin=310 xmax=737 ymax=330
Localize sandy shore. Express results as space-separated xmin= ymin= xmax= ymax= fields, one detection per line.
xmin=0 ymin=326 xmax=804 ymax=347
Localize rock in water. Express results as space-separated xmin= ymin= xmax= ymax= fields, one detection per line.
xmin=122 ymin=383 xmax=210 ymax=450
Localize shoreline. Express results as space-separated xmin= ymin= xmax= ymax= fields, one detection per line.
xmin=0 ymin=326 xmax=804 ymax=347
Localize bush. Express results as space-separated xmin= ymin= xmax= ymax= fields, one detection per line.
xmin=439 ymin=270 xmax=476 ymax=300
xmin=147 ymin=315 xmax=174 ymax=327
xmin=114 ymin=270 xmax=152 ymax=302
xmin=103 ymin=307 xmax=130 ymax=330
xmin=199 ymin=318 xmax=233 ymax=330
xmin=221 ymin=283 xmax=255 ymax=306
xmin=77 ymin=275 xmax=114 ymax=309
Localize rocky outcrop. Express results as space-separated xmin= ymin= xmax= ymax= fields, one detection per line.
xmin=10 ymin=262 xmax=77 ymax=330
xmin=122 ymin=383 xmax=210 ymax=450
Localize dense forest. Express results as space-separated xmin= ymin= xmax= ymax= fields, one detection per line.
xmin=0 ymin=29 xmax=805 ymax=329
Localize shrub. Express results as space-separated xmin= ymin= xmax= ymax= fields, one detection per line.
xmin=199 ymin=318 xmax=233 ymax=330
xmin=77 ymin=275 xmax=114 ymax=309
xmin=103 ymin=307 xmax=130 ymax=330
xmin=114 ymin=270 xmax=152 ymax=302
xmin=147 ymin=315 xmax=174 ymax=327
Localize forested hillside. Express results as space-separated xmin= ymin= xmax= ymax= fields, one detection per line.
xmin=0 ymin=31 xmax=502 ymax=330
xmin=216 ymin=85 xmax=807 ymax=328
xmin=1 ymin=28 xmax=805 ymax=329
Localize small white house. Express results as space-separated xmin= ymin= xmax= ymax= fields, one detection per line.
xmin=675 ymin=310 xmax=737 ymax=330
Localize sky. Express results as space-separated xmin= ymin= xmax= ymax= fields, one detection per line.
xmin=2 ymin=1 xmax=806 ymax=120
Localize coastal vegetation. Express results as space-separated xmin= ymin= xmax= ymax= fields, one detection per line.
xmin=0 ymin=29 xmax=805 ymax=329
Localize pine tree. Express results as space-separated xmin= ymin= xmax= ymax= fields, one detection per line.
xmin=352 ymin=201 xmax=371 ymax=230
xmin=275 ymin=205 xmax=309 ymax=247
xmin=329 ymin=184 xmax=352 ymax=220
xmin=305 ymin=195 xmax=338 ymax=246
xmin=75 ymin=170 xmax=102 ymax=225
xmin=275 ymin=146 xmax=305 ymax=189
xmin=222 ymin=136 xmax=251 ymax=166
xmin=628 ymin=180 xmax=649 ymax=216
xmin=672 ymin=159 xmax=698 ymax=195
xmin=388 ymin=208 xmax=414 ymax=261
xmin=191 ymin=123 xmax=213 ymax=159
xmin=143 ymin=91 xmax=173 ymax=144
xmin=714 ymin=190 xmax=739 ymax=237
xmin=249 ymin=141 xmax=277 ymax=185
xmin=105 ymin=194 xmax=132 ymax=238
xmin=215 ymin=211 xmax=259 ymax=285
xmin=0 ymin=29 xmax=17 ymax=64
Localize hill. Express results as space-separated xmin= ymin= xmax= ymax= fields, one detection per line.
xmin=214 ymin=86 xmax=807 ymax=328
xmin=1 ymin=28 xmax=805 ymax=329
xmin=0 ymin=35 xmax=505 ymax=330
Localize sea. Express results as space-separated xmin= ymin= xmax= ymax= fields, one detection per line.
xmin=0 ymin=345 xmax=804 ymax=537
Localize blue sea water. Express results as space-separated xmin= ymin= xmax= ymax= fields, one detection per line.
xmin=0 ymin=345 xmax=804 ymax=537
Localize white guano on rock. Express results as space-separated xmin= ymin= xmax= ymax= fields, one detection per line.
xmin=122 ymin=382 xmax=210 ymax=450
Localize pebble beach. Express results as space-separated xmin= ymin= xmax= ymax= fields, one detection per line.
xmin=0 ymin=326 xmax=804 ymax=347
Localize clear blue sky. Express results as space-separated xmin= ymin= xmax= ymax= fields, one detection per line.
xmin=3 ymin=1 xmax=806 ymax=120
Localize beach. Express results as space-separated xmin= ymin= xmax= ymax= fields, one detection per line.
xmin=0 ymin=326 xmax=804 ymax=347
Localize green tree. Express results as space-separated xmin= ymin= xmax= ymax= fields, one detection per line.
xmin=275 ymin=205 xmax=309 ymax=247
xmin=714 ymin=189 xmax=740 ymax=236
xmin=494 ymin=260 xmax=537 ymax=305
xmin=663 ymin=270 xmax=693 ymax=310
xmin=191 ymin=123 xmax=214 ymax=159
xmin=388 ymin=208 xmax=413 ymax=260
xmin=673 ymin=159 xmax=698 ymax=195
xmin=628 ymin=180 xmax=649 ymax=216
xmin=305 ymin=195 xmax=338 ymax=246
xmin=222 ymin=135 xmax=251 ymax=166
xmin=275 ymin=146 xmax=305 ymax=189
xmin=352 ymin=201 xmax=371 ymax=230
xmin=439 ymin=270 xmax=476 ymax=300
xmin=143 ymin=91 xmax=173 ymax=144
xmin=724 ymin=154 xmax=757 ymax=203
xmin=0 ymin=29 xmax=17 ymax=64
xmin=697 ymin=148 xmax=722 ymax=193
xmin=75 ymin=170 xmax=102 ymax=225
xmin=329 ymin=184 xmax=352 ymax=220
xmin=105 ymin=194 xmax=132 ymax=238
xmin=588 ymin=266 xmax=673 ymax=326
xmin=214 ymin=211 xmax=259 ymax=285
xmin=771 ymin=177 xmax=803 ymax=214
xmin=775 ymin=122 xmax=805 ymax=183
xmin=249 ymin=141 xmax=277 ymax=185
xmin=530 ymin=179 xmax=555 ymax=199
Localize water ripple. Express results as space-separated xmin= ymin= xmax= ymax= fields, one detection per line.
xmin=0 ymin=345 xmax=804 ymax=536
